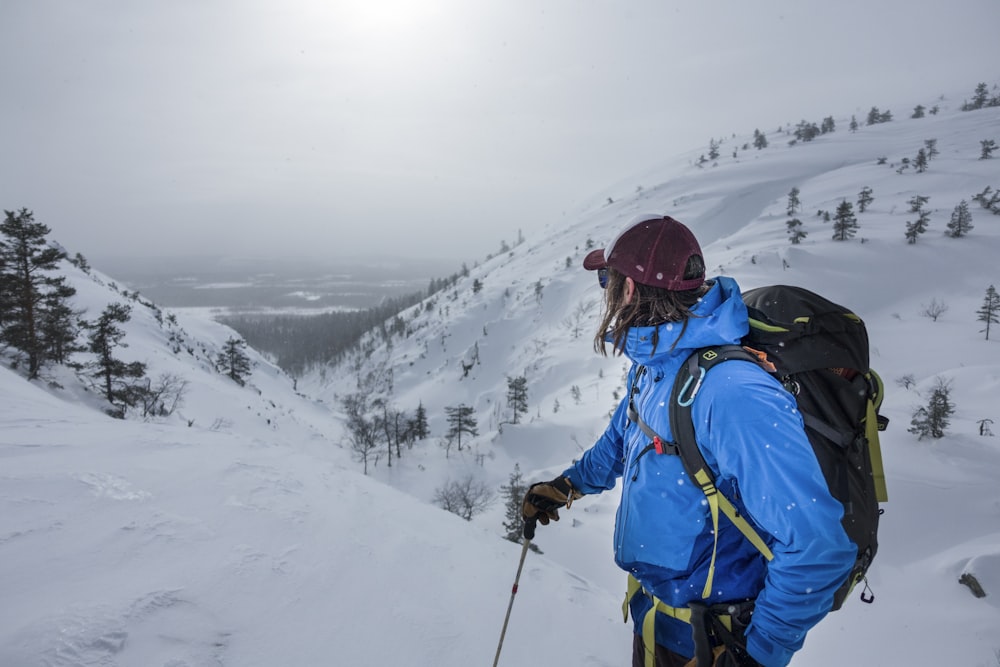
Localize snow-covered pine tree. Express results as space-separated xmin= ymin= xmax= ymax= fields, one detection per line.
xmin=945 ymin=200 xmax=974 ymax=238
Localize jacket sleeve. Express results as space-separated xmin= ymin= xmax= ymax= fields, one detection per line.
xmin=694 ymin=364 xmax=856 ymax=667
xmin=562 ymin=388 xmax=628 ymax=495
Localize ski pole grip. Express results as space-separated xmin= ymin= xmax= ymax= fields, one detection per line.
xmin=523 ymin=517 xmax=537 ymax=540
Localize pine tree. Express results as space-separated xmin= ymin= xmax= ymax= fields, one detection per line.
xmin=500 ymin=464 xmax=539 ymax=551
xmin=506 ymin=375 xmax=529 ymax=424
xmin=832 ymin=200 xmax=859 ymax=241
xmin=907 ymin=195 xmax=930 ymax=213
xmin=753 ymin=129 xmax=768 ymax=150
xmin=84 ymin=303 xmax=147 ymax=413
xmin=410 ymin=400 xmax=430 ymax=440
xmin=924 ymin=139 xmax=939 ymax=160
xmin=445 ymin=403 xmax=478 ymax=451
xmin=0 ymin=208 xmax=77 ymax=379
xmin=905 ymin=210 xmax=931 ymax=244
xmin=39 ymin=284 xmax=83 ymax=365
xmin=972 ymin=83 xmax=990 ymax=109
xmin=972 ymin=186 xmax=996 ymax=209
xmin=857 ymin=186 xmax=874 ymax=212
xmin=908 ymin=377 xmax=954 ymax=439
xmin=866 ymin=107 xmax=881 ymax=126
xmin=786 ymin=187 xmax=801 ymax=216
xmin=216 ymin=336 xmax=252 ymax=386
xmin=980 ymin=139 xmax=997 ymax=160
xmin=912 ymin=105 xmax=926 ymax=119
xmin=977 ymin=285 xmax=1000 ymax=340
xmin=794 ymin=121 xmax=820 ymax=142
xmin=914 ymin=148 xmax=929 ymax=173
xmin=849 ymin=115 xmax=859 ymax=132
xmin=821 ymin=116 xmax=835 ymax=134
xmin=786 ymin=218 xmax=807 ymax=244
xmin=708 ymin=138 xmax=720 ymax=161
xmin=945 ymin=200 xmax=974 ymax=238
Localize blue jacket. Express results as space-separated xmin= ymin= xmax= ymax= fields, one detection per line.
xmin=563 ymin=277 xmax=854 ymax=667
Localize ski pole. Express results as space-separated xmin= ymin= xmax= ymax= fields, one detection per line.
xmin=492 ymin=520 xmax=535 ymax=667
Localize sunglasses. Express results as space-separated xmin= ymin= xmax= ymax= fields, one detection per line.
xmin=597 ymin=267 xmax=609 ymax=289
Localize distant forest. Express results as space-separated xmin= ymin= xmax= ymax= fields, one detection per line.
xmin=222 ymin=235 xmax=526 ymax=376
xmin=221 ymin=273 xmax=463 ymax=376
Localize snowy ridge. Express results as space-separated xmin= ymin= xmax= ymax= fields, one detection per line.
xmin=2 ymin=85 xmax=1000 ymax=666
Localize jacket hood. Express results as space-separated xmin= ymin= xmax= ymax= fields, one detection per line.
xmin=620 ymin=276 xmax=749 ymax=365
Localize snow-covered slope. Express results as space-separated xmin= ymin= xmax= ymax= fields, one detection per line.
xmin=2 ymin=84 xmax=1000 ymax=666
xmin=304 ymin=87 xmax=1000 ymax=665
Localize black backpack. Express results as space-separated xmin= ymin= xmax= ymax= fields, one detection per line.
xmin=629 ymin=284 xmax=888 ymax=610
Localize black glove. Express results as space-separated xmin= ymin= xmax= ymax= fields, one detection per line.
xmin=522 ymin=476 xmax=581 ymax=538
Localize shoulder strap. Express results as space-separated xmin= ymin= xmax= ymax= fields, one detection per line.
xmin=668 ymin=345 xmax=759 ymax=481
xmin=628 ymin=346 xmax=775 ymax=600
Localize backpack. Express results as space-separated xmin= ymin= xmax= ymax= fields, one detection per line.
xmin=629 ymin=284 xmax=889 ymax=610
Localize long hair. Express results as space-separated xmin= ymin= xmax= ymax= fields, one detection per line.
xmin=593 ymin=256 xmax=707 ymax=357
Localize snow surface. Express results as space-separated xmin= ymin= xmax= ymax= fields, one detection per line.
xmin=3 ymin=86 xmax=1000 ymax=666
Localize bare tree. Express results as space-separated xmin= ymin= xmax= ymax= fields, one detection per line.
xmin=433 ymin=475 xmax=495 ymax=520
xmin=342 ymin=392 xmax=380 ymax=474
xmin=564 ymin=299 xmax=597 ymax=340
xmin=131 ymin=373 xmax=188 ymax=419
xmin=921 ymin=298 xmax=948 ymax=322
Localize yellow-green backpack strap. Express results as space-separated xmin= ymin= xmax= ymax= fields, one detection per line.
xmin=624 ymin=574 xmax=699 ymax=667
xmin=866 ymin=399 xmax=889 ymax=502
xmin=623 ymin=574 xmax=643 ymax=622
xmin=865 ymin=370 xmax=889 ymax=503
xmin=692 ymin=469 xmax=723 ymax=598
xmin=717 ymin=490 xmax=774 ymax=560
xmin=669 ymin=347 xmax=775 ymax=598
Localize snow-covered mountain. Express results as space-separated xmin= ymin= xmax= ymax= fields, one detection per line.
xmin=3 ymin=84 xmax=1000 ymax=666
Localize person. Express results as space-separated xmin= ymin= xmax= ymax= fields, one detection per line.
xmin=522 ymin=214 xmax=856 ymax=667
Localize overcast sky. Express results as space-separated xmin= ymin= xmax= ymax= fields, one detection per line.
xmin=1 ymin=0 xmax=997 ymax=264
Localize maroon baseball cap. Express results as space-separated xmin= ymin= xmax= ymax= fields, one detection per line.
xmin=583 ymin=214 xmax=705 ymax=290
